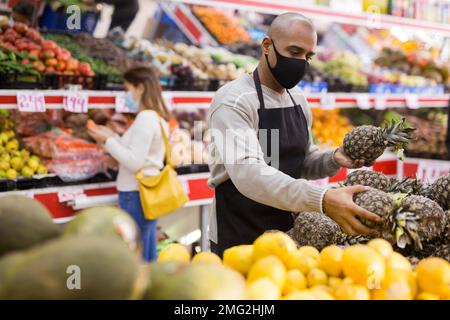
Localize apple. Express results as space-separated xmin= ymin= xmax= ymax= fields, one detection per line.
xmin=56 ymin=60 xmax=66 ymax=72
xmin=45 ymin=58 xmax=58 ymax=67
xmin=29 ymin=49 xmax=41 ymax=59
xmin=41 ymin=40 xmax=57 ymax=51
xmin=40 ymin=50 xmax=55 ymax=60
xmin=25 ymin=28 xmax=41 ymax=43
xmin=32 ymin=61 xmax=46 ymax=73
xmin=79 ymin=62 xmax=92 ymax=75
xmin=66 ymin=58 xmax=79 ymax=71
xmin=21 ymin=58 xmax=30 ymax=65
xmin=13 ymin=22 xmax=29 ymax=35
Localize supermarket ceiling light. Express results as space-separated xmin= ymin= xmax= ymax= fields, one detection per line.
xmin=179 ymin=229 xmax=202 ymax=245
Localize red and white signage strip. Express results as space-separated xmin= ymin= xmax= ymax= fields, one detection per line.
xmin=0 ymin=91 xmax=449 ymax=110
xmin=168 ymin=0 xmax=450 ymax=35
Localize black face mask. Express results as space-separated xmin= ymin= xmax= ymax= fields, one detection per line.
xmin=265 ymin=39 xmax=309 ymax=89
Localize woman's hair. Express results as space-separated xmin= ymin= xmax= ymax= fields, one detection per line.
xmin=13 ymin=2 xmax=36 ymax=20
xmin=123 ymin=66 xmax=170 ymax=121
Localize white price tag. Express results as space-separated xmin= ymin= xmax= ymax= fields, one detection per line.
xmin=374 ymin=95 xmax=387 ymax=110
xmin=320 ymin=93 xmax=336 ymax=109
xmin=115 ymin=93 xmax=137 ymax=113
xmin=355 ymin=94 xmax=372 ymax=110
xmin=405 ymin=94 xmax=419 ymax=109
xmin=416 ymin=160 xmax=450 ymax=183
xmin=17 ymin=91 xmax=46 ymax=112
xmin=63 ymin=92 xmax=88 ymax=113
xmin=58 ymin=189 xmax=86 ymax=203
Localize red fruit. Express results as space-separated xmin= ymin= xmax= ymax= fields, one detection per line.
xmin=32 ymin=61 xmax=46 ymax=73
xmin=4 ymin=28 xmax=19 ymax=38
xmin=27 ymin=42 xmax=39 ymax=51
xmin=53 ymin=46 xmax=62 ymax=57
xmin=42 ymin=40 xmax=57 ymax=51
xmin=1 ymin=43 xmax=17 ymax=51
xmin=21 ymin=58 xmax=30 ymax=65
xmin=66 ymin=58 xmax=79 ymax=71
xmin=40 ymin=50 xmax=55 ymax=60
xmin=13 ymin=22 xmax=28 ymax=35
xmin=45 ymin=58 xmax=58 ymax=67
xmin=45 ymin=66 xmax=56 ymax=73
xmin=16 ymin=41 xmax=29 ymax=51
xmin=58 ymin=48 xmax=71 ymax=60
xmin=56 ymin=60 xmax=66 ymax=71
xmin=2 ymin=35 xmax=16 ymax=44
xmin=29 ymin=49 xmax=41 ymax=59
xmin=79 ymin=62 xmax=92 ymax=76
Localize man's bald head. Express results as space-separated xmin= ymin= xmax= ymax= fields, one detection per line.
xmin=268 ymin=12 xmax=314 ymax=39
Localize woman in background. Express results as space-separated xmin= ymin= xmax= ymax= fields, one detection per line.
xmin=88 ymin=66 xmax=170 ymax=262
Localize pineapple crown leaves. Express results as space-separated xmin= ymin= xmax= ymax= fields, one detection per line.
xmin=389 ymin=209 xmax=423 ymax=251
xmin=389 ymin=177 xmax=424 ymax=195
xmin=381 ymin=118 xmax=416 ymax=149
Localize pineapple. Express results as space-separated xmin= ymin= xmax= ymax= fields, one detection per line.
xmin=354 ymin=190 xmax=446 ymax=251
xmin=426 ymin=174 xmax=450 ymax=211
xmin=389 ymin=177 xmax=425 ymax=195
xmin=288 ymin=212 xmax=367 ymax=250
xmin=343 ymin=170 xmax=392 ymax=192
xmin=343 ymin=118 xmax=415 ymax=166
xmin=353 ymin=189 xmax=395 ymax=228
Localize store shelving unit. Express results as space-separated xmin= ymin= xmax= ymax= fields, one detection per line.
xmin=168 ymin=0 xmax=450 ymax=35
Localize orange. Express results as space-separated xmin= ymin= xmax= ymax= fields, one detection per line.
xmin=247 ymin=277 xmax=280 ymax=300
xmin=298 ymin=246 xmax=320 ymax=260
xmin=342 ymin=245 xmax=385 ymax=287
xmin=367 ymin=239 xmax=393 ymax=259
xmin=386 ymin=252 xmax=412 ymax=273
xmin=252 ymin=231 xmax=297 ymax=265
xmin=319 ymin=245 xmax=343 ymax=277
xmin=223 ymin=245 xmax=253 ymax=276
xmin=192 ymin=252 xmax=222 ymax=265
xmin=157 ymin=243 xmax=190 ymax=263
xmin=282 ymin=269 xmax=307 ymax=296
xmin=334 ymin=283 xmax=370 ymax=300
xmin=416 ymin=257 xmax=450 ymax=298
xmin=307 ymin=268 xmax=328 ymax=287
xmin=247 ymin=255 xmax=287 ymax=291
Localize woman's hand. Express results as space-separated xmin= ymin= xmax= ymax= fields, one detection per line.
xmin=333 ymin=146 xmax=371 ymax=169
xmin=323 ymin=185 xmax=382 ymax=236
xmin=87 ymin=125 xmax=116 ymax=145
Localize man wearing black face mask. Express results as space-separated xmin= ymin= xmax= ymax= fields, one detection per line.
xmin=207 ymin=13 xmax=381 ymax=256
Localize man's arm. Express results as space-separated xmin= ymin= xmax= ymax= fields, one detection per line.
xmin=209 ymin=104 xmax=328 ymax=214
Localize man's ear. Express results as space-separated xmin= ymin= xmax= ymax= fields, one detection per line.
xmin=261 ymin=36 xmax=271 ymax=55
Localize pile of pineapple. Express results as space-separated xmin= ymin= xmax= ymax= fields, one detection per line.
xmin=157 ymin=232 xmax=449 ymax=300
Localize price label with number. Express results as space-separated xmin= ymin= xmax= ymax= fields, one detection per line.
xmin=64 ymin=92 xmax=88 ymax=113
xmin=17 ymin=91 xmax=46 ymax=112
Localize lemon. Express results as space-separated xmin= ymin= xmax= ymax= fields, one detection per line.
xmin=0 ymin=170 xmax=5 ymax=178
xmin=192 ymin=252 xmax=222 ymax=265
xmin=342 ymin=245 xmax=385 ymax=286
xmin=21 ymin=166 xmax=34 ymax=177
xmin=252 ymin=231 xmax=297 ymax=264
xmin=328 ymin=277 xmax=343 ymax=291
xmin=27 ymin=158 xmax=40 ymax=172
xmin=285 ymin=250 xmax=318 ymax=274
xmin=416 ymin=292 xmax=440 ymax=300
xmin=223 ymin=245 xmax=253 ymax=275
xmin=36 ymin=165 xmax=48 ymax=175
xmin=416 ymin=257 xmax=450 ymax=298
xmin=247 ymin=255 xmax=286 ymax=291
xmin=307 ymin=268 xmax=328 ymax=287
xmin=310 ymin=287 xmax=335 ymax=300
xmin=5 ymin=168 xmax=17 ymax=180
xmin=282 ymin=269 xmax=307 ymax=295
xmin=310 ymin=284 xmax=333 ymax=294
xmin=367 ymin=239 xmax=393 ymax=259
xmin=319 ymin=245 xmax=343 ymax=277
xmin=371 ymin=269 xmax=416 ymax=300
xmin=283 ymin=290 xmax=317 ymax=300
xmin=0 ymin=160 xmax=10 ymax=171
xmin=247 ymin=277 xmax=280 ymax=300
xmin=334 ymin=283 xmax=370 ymax=300
xmin=298 ymin=246 xmax=320 ymax=260
xmin=157 ymin=243 xmax=190 ymax=263
xmin=10 ymin=157 xmax=24 ymax=171
xmin=386 ymin=252 xmax=412 ymax=273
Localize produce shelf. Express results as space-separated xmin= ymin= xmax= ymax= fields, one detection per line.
xmin=0 ymin=90 xmax=448 ymax=110
xmin=168 ymin=0 xmax=450 ymax=35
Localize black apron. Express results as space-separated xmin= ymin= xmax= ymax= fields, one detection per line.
xmin=215 ymin=69 xmax=310 ymax=256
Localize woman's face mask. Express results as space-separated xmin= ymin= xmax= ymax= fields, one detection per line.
xmin=265 ymin=38 xmax=309 ymax=89
xmin=124 ymin=82 xmax=142 ymax=112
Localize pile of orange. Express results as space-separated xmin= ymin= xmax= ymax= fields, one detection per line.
xmin=312 ymin=108 xmax=353 ymax=148
xmin=158 ymin=233 xmax=450 ymax=300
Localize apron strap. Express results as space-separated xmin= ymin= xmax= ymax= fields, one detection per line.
xmin=253 ymin=68 xmax=266 ymax=110
xmin=286 ymin=89 xmax=298 ymax=107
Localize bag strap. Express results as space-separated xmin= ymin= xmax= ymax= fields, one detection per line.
xmin=136 ymin=115 xmax=173 ymax=175
xmin=159 ymin=118 xmax=174 ymax=168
